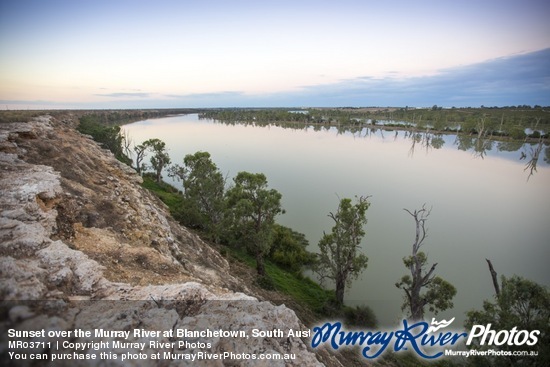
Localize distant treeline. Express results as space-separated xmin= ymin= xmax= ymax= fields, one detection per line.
xmin=76 ymin=108 xmax=204 ymax=126
xmin=200 ymin=106 xmax=550 ymax=140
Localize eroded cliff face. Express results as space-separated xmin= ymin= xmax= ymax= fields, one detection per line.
xmin=0 ymin=115 xmax=340 ymax=366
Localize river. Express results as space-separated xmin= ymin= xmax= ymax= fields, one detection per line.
xmin=124 ymin=113 xmax=550 ymax=327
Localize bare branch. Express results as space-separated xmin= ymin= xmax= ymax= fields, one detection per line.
xmin=485 ymin=259 xmax=500 ymax=298
xmin=421 ymin=263 xmax=438 ymax=286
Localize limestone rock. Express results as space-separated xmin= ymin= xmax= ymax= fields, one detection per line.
xmin=0 ymin=115 xmax=338 ymax=366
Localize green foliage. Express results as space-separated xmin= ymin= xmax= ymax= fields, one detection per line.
xmin=226 ymin=246 xmax=334 ymax=314
xmin=268 ymin=224 xmax=316 ymax=272
xmin=396 ymin=207 xmax=456 ymax=320
xmin=224 ymin=172 xmax=284 ymax=275
xmin=424 ymin=277 xmax=456 ymax=314
xmin=174 ymin=151 xmax=226 ymax=241
xmin=141 ymin=138 xmax=170 ymax=183
xmin=200 ymin=109 xmax=311 ymax=125
xmin=133 ymin=143 xmax=148 ymax=174
xmin=136 ymin=145 xmax=377 ymax=324
xmin=316 ymin=196 xmax=370 ymax=307
xmin=202 ymin=107 xmax=550 ymax=142
xmin=343 ymin=304 xmax=378 ymax=328
xmin=77 ymin=115 xmax=132 ymax=165
xmin=141 ymin=174 xmax=183 ymax=210
xmin=255 ymin=275 xmax=276 ymax=290
xmin=396 ymin=272 xmax=456 ymax=317
xmin=465 ymin=275 xmax=549 ymax=367
xmin=508 ymin=125 xmax=527 ymax=140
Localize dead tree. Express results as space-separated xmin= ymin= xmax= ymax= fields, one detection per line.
xmin=485 ymin=258 xmax=500 ymax=297
xmin=396 ymin=205 xmax=456 ymax=320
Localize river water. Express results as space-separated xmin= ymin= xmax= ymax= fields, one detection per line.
xmin=124 ymin=114 xmax=550 ymax=327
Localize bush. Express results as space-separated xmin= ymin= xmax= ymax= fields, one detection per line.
xmin=77 ymin=115 xmax=131 ymax=165
xmin=343 ymin=305 xmax=377 ymax=328
xmin=507 ymin=125 xmax=526 ymax=140
xmin=255 ymin=275 xmax=276 ymax=290
xmin=268 ymin=224 xmax=316 ymax=272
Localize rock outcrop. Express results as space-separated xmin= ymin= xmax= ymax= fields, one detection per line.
xmin=0 ymin=115 xmax=340 ymax=366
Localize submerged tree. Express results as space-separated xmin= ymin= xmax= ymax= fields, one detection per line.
xmin=225 ymin=172 xmax=283 ymax=276
xmin=316 ymin=196 xmax=370 ymax=307
xmin=396 ymin=205 xmax=456 ymax=320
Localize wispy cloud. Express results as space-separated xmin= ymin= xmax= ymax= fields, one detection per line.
xmin=164 ymin=91 xmax=244 ymax=99
xmin=94 ymin=92 xmax=150 ymax=98
xmin=279 ymin=48 xmax=550 ymax=107
xmin=3 ymin=49 xmax=549 ymax=109
xmin=0 ymin=99 xmax=58 ymax=105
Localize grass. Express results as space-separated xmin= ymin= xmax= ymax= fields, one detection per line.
xmin=140 ymin=175 xmax=334 ymax=315
xmin=140 ymin=174 xmax=380 ymax=325
xmin=225 ymin=247 xmax=334 ymax=314
xmin=0 ymin=110 xmax=42 ymax=123
xmin=141 ymin=174 xmax=184 ymax=210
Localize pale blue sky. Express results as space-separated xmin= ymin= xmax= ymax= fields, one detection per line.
xmin=1 ymin=0 xmax=549 ymax=108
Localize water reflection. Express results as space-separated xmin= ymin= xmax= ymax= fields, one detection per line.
xmin=524 ymin=139 xmax=545 ymax=180
xmin=405 ymin=130 xmax=445 ymax=156
xmin=205 ymin=116 xmax=549 ymax=180
xmin=125 ymin=114 xmax=550 ymax=326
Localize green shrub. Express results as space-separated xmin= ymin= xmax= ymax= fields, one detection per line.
xmin=255 ymin=275 xmax=276 ymax=290
xmin=507 ymin=125 xmax=526 ymax=140
xmin=343 ymin=305 xmax=378 ymax=328
xmin=77 ymin=115 xmax=131 ymax=165
xmin=268 ymin=224 xmax=316 ymax=272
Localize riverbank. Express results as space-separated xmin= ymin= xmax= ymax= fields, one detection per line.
xmin=0 ymin=113 xmax=341 ymax=366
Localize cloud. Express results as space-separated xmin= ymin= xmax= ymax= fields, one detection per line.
xmin=94 ymin=92 xmax=150 ymax=98
xmin=0 ymin=99 xmax=58 ymax=105
xmin=278 ymin=48 xmax=550 ymax=107
xmin=164 ymin=91 xmax=244 ymax=99
xmin=4 ymin=49 xmax=549 ymax=109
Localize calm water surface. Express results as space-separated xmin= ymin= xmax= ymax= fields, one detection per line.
xmin=125 ymin=114 xmax=550 ymax=327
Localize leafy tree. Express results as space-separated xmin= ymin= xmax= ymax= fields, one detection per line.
xmin=395 ymin=206 xmax=456 ymax=320
xmin=316 ymin=196 xmax=370 ymax=307
xmin=465 ymin=274 xmax=549 ymax=367
xmin=133 ymin=142 xmax=148 ymax=174
xmin=225 ymin=172 xmax=284 ymax=276
xmin=143 ymin=138 xmax=170 ymax=183
xmin=177 ymin=152 xmax=226 ymax=240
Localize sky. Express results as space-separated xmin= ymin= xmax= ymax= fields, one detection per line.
xmin=1 ymin=0 xmax=549 ymax=109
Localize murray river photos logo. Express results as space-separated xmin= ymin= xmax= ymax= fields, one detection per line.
xmin=310 ymin=317 xmax=540 ymax=360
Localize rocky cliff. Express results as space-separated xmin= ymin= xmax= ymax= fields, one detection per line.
xmin=0 ymin=114 xmax=344 ymax=366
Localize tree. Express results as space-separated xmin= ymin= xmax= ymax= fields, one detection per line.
xmin=133 ymin=142 xmax=148 ymax=174
xmin=178 ymin=151 xmax=226 ymax=240
xmin=316 ymin=196 xmax=370 ymax=307
xmin=144 ymin=138 xmax=170 ymax=183
xmin=465 ymin=268 xmax=549 ymax=367
xmin=395 ymin=206 xmax=456 ymax=320
xmin=225 ymin=172 xmax=284 ymax=276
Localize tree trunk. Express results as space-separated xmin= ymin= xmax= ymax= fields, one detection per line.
xmin=410 ymin=285 xmax=424 ymax=321
xmin=256 ymin=251 xmax=266 ymax=276
xmin=335 ymin=274 xmax=346 ymax=308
